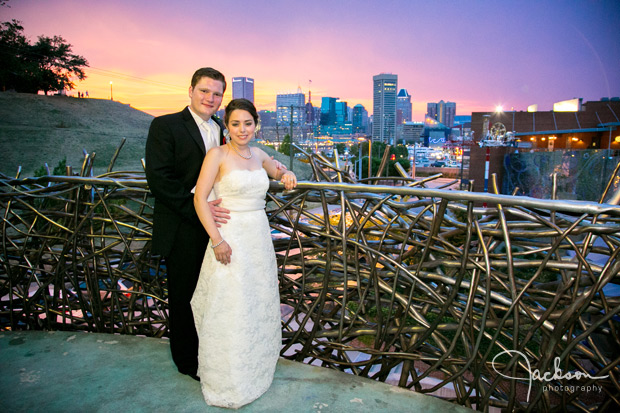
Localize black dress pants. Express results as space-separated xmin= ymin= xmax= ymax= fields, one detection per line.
xmin=164 ymin=220 xmax=209 ymax=375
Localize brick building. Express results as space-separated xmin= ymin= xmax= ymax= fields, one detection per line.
xmin=471 ymin=99 xmax=620 ymax=150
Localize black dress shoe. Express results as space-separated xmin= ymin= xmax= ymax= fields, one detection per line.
xmin=180 ymin=371 xmax=200 ymax=381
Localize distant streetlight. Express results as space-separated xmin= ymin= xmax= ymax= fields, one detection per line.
xmin=110 ymin=81 xmax=113 ymax=101
xmin=368 ymin=139 xmax=372 ymax=178
xmin=357 ymin=137 xmax=365 ymax=179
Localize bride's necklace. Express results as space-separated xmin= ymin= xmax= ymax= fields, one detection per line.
xmin=229 ymin=143 xmax=252 ymax=160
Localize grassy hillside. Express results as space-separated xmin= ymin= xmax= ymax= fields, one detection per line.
xmin=0 ymin=92 xmax=313 ymax=179
xmin=0 ymin=92 xmax=153 ymax=177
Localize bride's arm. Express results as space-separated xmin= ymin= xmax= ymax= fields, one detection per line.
xmin=194 ymin=148 xmax=232 ymax=265
xmin=260 ymin=150 xmax=297 ymax=190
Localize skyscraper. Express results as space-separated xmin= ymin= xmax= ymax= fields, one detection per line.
xmin=441 ymin=101 xmax=456 ymax=128
xmin=396 ymin=89 xmax=412 ymax=124
xmin=320 ymin=97 xmax=338 ymax=125
xmin=426 ymin=100 xmax=456 ymax=128
xmin=232 ymin=77 xmax=254 ymax=103
xmin=335 ymin=101 xmax=348 ymax=124
xmin=427 ymin=102 xmax=438 ymax=122
xmin=318 ymin=98 xmax=353 ymax=136
xmin=352 ymin=104 xmax=369 ymax=134
xmin=372 ymin=73 xmax=398 ymax=144
xmin=305 ymin=91 xmax=317 ymax=129
xmin=276 ymin=89 xmax=306 ymax=126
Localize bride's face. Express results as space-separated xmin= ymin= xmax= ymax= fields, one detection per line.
xmin=227 ymin=109 xmax=256 ymax=146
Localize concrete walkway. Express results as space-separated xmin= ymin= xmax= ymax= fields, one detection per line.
xmin=0 ymin=330 xmax=473 ymax=412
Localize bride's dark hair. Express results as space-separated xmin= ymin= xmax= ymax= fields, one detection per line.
xmin=225 ymin=99 xmax=259 ymax=126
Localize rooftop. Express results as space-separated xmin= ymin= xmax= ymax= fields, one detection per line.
xmin=1 ymin=330 xmax=474 ymax=412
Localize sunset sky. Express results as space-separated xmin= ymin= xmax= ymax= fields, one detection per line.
xmin=4 ymin=0 xmax=620 ymax=119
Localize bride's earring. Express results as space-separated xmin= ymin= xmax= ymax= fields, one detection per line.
xmin=224 ymin=129 xmax=230 ymax=143
xmin=255 ymin=120 xmax=262 ymax=134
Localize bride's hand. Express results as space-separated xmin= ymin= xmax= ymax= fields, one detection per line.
xmin=213 ymin=240 xmax=232 ymax=265
xmin=281 ymin=170 xmax=297 ymax=190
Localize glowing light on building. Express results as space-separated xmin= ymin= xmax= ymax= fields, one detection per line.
xmin=553 ymin=98 xmax=582 ymax=112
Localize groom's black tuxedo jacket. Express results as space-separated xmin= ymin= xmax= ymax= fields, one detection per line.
xmin=145 ymin=107 xmax=226 ymax=256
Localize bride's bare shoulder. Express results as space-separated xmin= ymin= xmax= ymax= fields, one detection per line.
xmin=207 ymin=145 xmax=226 ymax=155
xmin=205 ymin=145 xmax=230 ymax=161
xmin=253 ymin=147 xmax=270 ymax=159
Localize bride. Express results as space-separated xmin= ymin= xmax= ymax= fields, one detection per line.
xmin=191 ymin=98 xmax=297 ymax=408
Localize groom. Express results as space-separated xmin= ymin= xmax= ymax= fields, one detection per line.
xmin=145 ymin=67 xmax=231 ymax=380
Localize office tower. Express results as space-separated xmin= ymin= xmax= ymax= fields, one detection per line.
xmin=402 ymin=122 xmax=424 ymax=143
xmin=232 ymin=77 xmax=254 ymax=103
xmin=318 ymin=98 xmax=353 ymax=136
xmin=320 ymin=97 xmax=338 ymax=125
xmin=352 ymin=104 xmax=369 ymax=134
xmin=372 ymin=73 xmax=398 ymax=144
xmin=276 ymin=89 xmax=306 ymax=126
xmin=442 ymin=101 xmax=456 ymax=128
xmin=307 ymin=104 xmax=320 ymax=129
xmin=427 ymin=102 xmax=438 ymax=121
xmin=426 ymin=100 xmax=456 ymax=128
xmin=396 ymin=89 xmax=412 ymax=124
xmin=335 ymin=101 xmax=348 ymax=124
xmin=303 ymin=90 xmax=320 ymax=138
xmin=257 ymin=110 xmax=277 ymax=127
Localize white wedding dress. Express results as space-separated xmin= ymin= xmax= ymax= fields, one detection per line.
xmin=190 ymin=168 xmax=281 ymax=409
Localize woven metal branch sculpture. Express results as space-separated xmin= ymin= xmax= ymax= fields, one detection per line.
xmin=1 ymin=145 xmax=619 ymax=412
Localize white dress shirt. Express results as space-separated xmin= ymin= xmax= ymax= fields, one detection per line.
xmin=188 ymin=106 xmax=221 ymax=153
xmin=188 ymin=106 xmax=221 ymax=200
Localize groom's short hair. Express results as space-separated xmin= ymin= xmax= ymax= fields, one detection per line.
xmin=191 ymin=67 xmax=226 ymax=92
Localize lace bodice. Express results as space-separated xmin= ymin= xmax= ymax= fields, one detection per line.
xmin=214 ymin=168 xmax=269 ymax=212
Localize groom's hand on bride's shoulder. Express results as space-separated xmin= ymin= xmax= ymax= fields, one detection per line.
xmin=272 ymin=157 xmax=286 ymax=171
xmin=208 ymin=199 xmax=231 ymax=227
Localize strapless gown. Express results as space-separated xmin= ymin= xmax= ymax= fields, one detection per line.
xmin=190 ymin=168 xmax=281 ymax=409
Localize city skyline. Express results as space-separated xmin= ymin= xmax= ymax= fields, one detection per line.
xmin=4 ymin=0 xmax=620 ymax=118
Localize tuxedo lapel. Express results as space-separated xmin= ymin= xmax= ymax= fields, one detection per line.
xmin=212 ymin=116 xmax=226 ymax=146
xmin=181 ymin=107 xmax=206 ymax=155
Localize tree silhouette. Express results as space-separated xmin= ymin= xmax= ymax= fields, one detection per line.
xmin=334 ymin=143 xmax=346 ymax=155
xmin=279 ymin=134 xmax=292 ymax=156
xmin=0 ymin=20 xmax=88 ymax=94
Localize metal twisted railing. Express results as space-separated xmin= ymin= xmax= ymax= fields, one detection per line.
xmin=1 ymin=146 xmax=619 ymax=412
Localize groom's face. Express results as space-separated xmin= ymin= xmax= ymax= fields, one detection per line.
xmin=189 ymin=76 xmax=224 ymax=120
